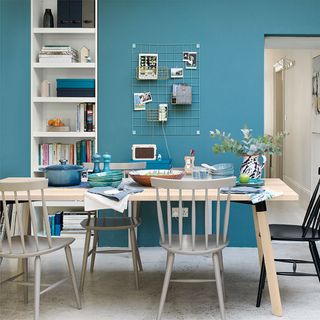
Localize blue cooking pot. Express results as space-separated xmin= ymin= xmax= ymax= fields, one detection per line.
xmin=42 ymin=160 xmax=85 ymax=186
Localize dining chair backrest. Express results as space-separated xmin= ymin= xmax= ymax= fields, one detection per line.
xmin=0 ymin=178 xmax=52 ymax=255
xmin=151 ymin=177 xmax=236 ymax=251
xmin=302 ymin=177 xmax=320 ymax=237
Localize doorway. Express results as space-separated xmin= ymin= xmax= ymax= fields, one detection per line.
xmin=264 ymin=36 xmax=320 ymax=201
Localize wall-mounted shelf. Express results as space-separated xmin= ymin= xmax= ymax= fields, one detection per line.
xmin=33 ymin=28 xmax=95 ymax=34
xmin=33 ymin=63 xmax=95 ymax=69
xmin=33 ymin=97 xmax=96 ymax=103
xmin=33 ymin=132 xmax=96 ymax=138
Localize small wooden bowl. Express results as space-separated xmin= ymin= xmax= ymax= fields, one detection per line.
xmin=129 ymin=170 xmax=185 ymax=187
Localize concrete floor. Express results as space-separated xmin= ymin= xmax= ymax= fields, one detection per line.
xmin=1 ymin=200 xmax=320 ymax=320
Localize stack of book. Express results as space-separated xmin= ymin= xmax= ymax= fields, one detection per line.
xmin=39 ymin=139 xmax=95 ymax=166
xmin=48 ymin=212 xmax=63 ymax=236
xmin=76 ymin=103 xmax=95 ymax=132
xmin=60 ymin=212 xmax=89 ymax=235
xmin=38 ymin=45 xmax=79 ymax=63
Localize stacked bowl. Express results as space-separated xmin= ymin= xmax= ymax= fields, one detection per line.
xmin=207 ymin=163 xmax=234 ymax=177
xmin=88 ymin=170 xmax=123 ymax=188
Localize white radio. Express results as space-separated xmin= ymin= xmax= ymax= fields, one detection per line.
xmin=132 ymin=144 xmax=157 ymax=160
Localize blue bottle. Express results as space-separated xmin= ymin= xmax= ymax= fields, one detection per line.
xmin=93 ymin=153 xmax=101 ymax=173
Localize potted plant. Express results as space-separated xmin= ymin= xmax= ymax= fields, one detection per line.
xmin=210 ymin=127 xmax=287 ymax=178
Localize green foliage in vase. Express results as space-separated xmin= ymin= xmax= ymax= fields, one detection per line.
xmin=210 ymin=127 xmax=287 ymax=156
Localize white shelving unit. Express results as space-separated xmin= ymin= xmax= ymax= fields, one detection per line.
xmin=31 ymin=0 xmax=98 ymax=174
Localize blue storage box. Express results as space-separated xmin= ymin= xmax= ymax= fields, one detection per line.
xmin=56 ymin=79 xmax=95 ymax=89
xmin=131 ymin=159 xmax=172 ymax=170
xmin=56 ymin=79 xmax=95 ymax=97
xmin=57 ymin=88 xmax=95 ymax=97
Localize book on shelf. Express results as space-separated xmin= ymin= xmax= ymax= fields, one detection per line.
xmin=39 ymin=140 xmax=95 ymax=166
xmin=76 ymin=103 xmax=95 ymax=132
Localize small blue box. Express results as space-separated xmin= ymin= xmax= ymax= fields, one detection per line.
xmin=131 ymin=159 xmax=172 ymax=170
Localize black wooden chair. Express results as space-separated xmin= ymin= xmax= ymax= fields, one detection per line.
xmin=256 ymin=176 xmax=320 ymax=307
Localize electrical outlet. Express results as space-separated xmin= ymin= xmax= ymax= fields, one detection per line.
xmin=172 ymin=207 xmax=188 ymax=218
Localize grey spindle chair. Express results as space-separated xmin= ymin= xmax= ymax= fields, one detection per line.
xmin=80 ymin=162 xmax=146 ymax=292
xmin=0 ymin=178 xmax=81 ymax=320
xmin=151 ymin=176 xmax=236 ymax=320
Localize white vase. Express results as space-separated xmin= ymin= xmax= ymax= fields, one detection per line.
xmin=240 ymin=154 xmax=266 ymax=179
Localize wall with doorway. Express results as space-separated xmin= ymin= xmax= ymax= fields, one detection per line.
xmin=264 ymin=48 xmax=320 ymax=201
xmin=5 ymin=1 xmax=320 ymax=246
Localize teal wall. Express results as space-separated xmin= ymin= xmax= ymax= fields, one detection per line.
xmin=1 ymin=0 xmax=320 ymax=246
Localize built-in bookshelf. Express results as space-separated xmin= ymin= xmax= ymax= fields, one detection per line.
xmin=31 ymin=0 xmax=98 ymax=174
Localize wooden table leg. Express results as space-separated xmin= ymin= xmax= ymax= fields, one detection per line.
xmin=252 ymin=206 xmax=263 ymax=266
xmin=255 ymin=202 xmax=282 ymax=317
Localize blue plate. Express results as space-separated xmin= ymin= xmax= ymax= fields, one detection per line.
xmin=236 ymin=178 xmax=265 ymax=187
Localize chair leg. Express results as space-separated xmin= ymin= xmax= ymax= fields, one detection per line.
xmin=256 ymin=257 xmax=266 ymax=307
xmin=131 ymin=228 xmax=143 ymax=272
xmin=80 ymin=228 xmax=91 ymax=292
xmin=136 ymin=245 xmax=143 ymax=272
xmin=309 ymin=241 xmax=320 ymax=282
xmin=218 ymin=251 xmax=226 ymax=300
xmin=90 ymin=231 xmax=98 ymax=273
xmin=65 ymin=245 xmax=82 ymax=309
xmin=213 ymin=253 xmax=225 ymax=320
xmin=130 ymin=228 xmax=140 ymax=289
xmin=34 ymin=256 xmax=41 ymax=320
xmin=22 ymin=258 xmax=28 ymax=304
xmin=157 ymin=252 xmax=175 ymax=320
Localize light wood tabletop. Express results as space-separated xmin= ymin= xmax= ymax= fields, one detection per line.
xmin=0 ymin=177 xmax=298 ymax=202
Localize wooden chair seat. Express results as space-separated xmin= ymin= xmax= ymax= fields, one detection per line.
xmin=270 ymin=224 xmax=320 ymax=241
xmin=80 ymin=217 xmax=141 ymax=230
xmin=161 ymin=234 xmax=228 ymax=255
xmin=0 ymin=236 xmax=74 ymax=258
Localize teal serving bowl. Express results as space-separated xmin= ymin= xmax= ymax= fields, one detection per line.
xmin=87 ymin=180 xmax=122 ymax=188
xmin=88 ymin=170 xmax=123 ymax=182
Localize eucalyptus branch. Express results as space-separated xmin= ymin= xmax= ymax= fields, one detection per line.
xmin=210 ymin=127 xmax=288 ymax=156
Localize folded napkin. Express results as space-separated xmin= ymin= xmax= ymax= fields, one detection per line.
xmin=84 ymin=184 xmax=143 ymax=212
xmin=249 ymin=189 xmax=283 ymax=204
xmin=221 ymin=186 xmax=263 ymax=194
xmin=221 ymin=186 xmax=283 ymax=204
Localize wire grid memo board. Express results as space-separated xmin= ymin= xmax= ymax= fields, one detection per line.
xmin=131 ymin=43 xmax=200 ymax=136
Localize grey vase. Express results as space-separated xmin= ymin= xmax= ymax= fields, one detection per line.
xmin=43 ymin=9 xmax=54 ymax=28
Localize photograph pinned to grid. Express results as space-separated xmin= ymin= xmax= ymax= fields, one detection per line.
xmin=171 ymin=68 xmax=183 ymax=78
xmin=138 ymin=53 xmax=158 ymax=80
xmin=185 ymin=52 xmax=197 ymax=69
xmin=133 ymin=92 xmax=152 ymax=111
xmin=134 ymin=93 xmax=145 ymax=111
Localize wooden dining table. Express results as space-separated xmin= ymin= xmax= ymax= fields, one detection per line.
xmin=0 ymin=177 xmax=299 ymax=317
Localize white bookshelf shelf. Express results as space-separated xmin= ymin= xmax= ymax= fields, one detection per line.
xmin=33 ymin=27 xmax=95 ymax=34
xmin=33 ymin=63 xmax=95 ymax=69
xmin=33 ymin=97 xmax=96 ymax=103
xmin=33 ymin=132 xmax=96 ymax=138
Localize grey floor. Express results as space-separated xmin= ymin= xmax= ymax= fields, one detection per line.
xmin=1 ymin=200 xmax=320 ymax=320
